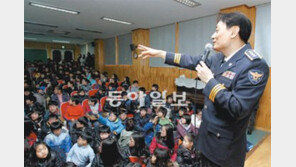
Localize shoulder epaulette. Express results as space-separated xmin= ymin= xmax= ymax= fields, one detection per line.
xmin=244 ymin=49 xmax=262 ymax=61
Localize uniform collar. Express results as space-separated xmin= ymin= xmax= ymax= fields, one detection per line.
xmin=224 ymin=44 xmax=246 ymax=62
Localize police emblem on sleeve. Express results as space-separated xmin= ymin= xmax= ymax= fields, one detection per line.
xmin=248 ymin=69 xmax=264 ymax=85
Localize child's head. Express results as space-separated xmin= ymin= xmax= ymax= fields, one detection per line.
xmin=159 ymin=124 xmax=175 ymax=150
xmin=50 ymin=121 xmax=63 ymax=136
xmin=99 ymin=125 xmax=111 ymax=140
xmin=121 ymin=91 xmax=128 ymax=99
xmin=31 ymin=142 xmax=50 ymax=159
xmin=88 ymin=96 xmax=97 ymax=106
xmin=178 ymin=107 xmax=186 ymax=117
xmin=82 ymin=78 xmax=89 ymax=85
xmin=151 ymin=148 xmax=170 ymax=166
xmin=119 ymin=108 xmax=128 ymax=121
xmin=166 ymin=95 xmax=173 ymax=104
xmin=133 ymin=80 xmax=138 ymax=86
xmin=54 ymin=86 xmax=62 ymax=94
xmin=140 ymin=107 xmax=147 ymax=117
xmin=77 ymin=130 xmax=92 ymax=146
xmin=108 ymin=111 xmax=118 ymax=122
xmin=47 ymin=114 xmax=59 ymax=125
xmin=139 ymin=87 xmax=146 ymax=94
xmin=157 ymin=107 xmax=167 ymax=118
xmin=25 ymin=95 xmax=36 ymax=106
xmin=125 ymin=118 xmax=135 ymax=131
xmin=70 ymin=96 xmax=80 ymax=106
xmin=30 ymin=110 xmax=40 ymax=121
xmin=182 ymin=133 xmax=195 ymax=150
xmin=152 ymin=84 xmax=159 ymax=91
xmin=181 ymin=114 xmax=192 ymax=125
xmin=48 ymin=101 xmax=58 ymax=113
xmin=76 ymin=116 xmax=89 ymax=129
xmin=78 ymin=89 xmax=85 ymax=96
xmin=129 ymin=132 xmax=146 ymax=157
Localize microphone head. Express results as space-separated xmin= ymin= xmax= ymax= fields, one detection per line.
xmin=205 ymin=43 xmax=213 ymax=50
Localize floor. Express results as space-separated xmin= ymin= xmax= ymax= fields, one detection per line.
xmin=245 ymin=134 xmax=271 ymax=167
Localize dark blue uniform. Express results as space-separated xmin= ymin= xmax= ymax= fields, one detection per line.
xmin=164 ymin=43 xmax=269 ymax=167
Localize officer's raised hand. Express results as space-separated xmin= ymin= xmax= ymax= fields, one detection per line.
xmin=196 ymin=61 xmax=214 ymax=84
xmin=137 ymin=45 xmax=166 ymax=60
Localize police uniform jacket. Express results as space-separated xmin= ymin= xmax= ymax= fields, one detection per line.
xmin=164 ymin=43 xmax=269 ymax=167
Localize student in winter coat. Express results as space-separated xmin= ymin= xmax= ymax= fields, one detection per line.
xmin=118 ymin=119 xmax=135 ymax=148
xmin=44 ymin=121 xmax=72 ymax=162
xmin=25 ymin=141 xmax=63 ymax=167
xmin=97 ymin=110 xmax=125 ymax=136
xmin=176 ymin=114 xmax=198 ymax=141
xmin=120 ymin=132 xmax=150 ymax=166
xmin=134 ymin=107 xmax=151 ymax=132
xmin=149 ymin=124 xmax=178 ymax=162
xmin=177 ymin=133 xmax=199 ymax=167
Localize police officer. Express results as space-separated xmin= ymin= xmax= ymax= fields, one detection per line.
xmin=137 ymin=12 xmax=269 ymax=167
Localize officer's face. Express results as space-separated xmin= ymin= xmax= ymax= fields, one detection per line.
xmin=211 ymin=21 xmax=233 ymax=52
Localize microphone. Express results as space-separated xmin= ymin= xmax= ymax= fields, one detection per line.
xmin=201 ymin=43 xmax=213 ymax=62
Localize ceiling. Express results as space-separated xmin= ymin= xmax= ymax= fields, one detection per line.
xmin=24 ymin=0 xmax=271 ymax=45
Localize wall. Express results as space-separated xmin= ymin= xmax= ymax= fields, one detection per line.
xmin=94 ymin=4 xmax=271 ymax=131
xmin=24 ymin=41 xmax=81 ymax=60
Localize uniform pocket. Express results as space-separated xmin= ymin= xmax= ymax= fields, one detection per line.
xmin=205 ymin=125 xmax=233 ymax=161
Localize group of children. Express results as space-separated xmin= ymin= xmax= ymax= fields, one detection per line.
xmin=24 ymin=59 xmax=203 ymax=167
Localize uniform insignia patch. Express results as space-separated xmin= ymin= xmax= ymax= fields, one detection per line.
xmin=222 ymin=71 xmax=236 ymax=80
xmin=248 ymin=69 xmax=264 ymax=85
xmin=245 ymin=49 xmax=262 ymax=61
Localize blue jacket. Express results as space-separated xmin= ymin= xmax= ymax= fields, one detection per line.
xmin=164 ymin=43 xmax=269 ymax=166
xmin=44 ymin=129 xmax=72 ymax=162
xmin=142 ymin=122 xmax=161 ymax=145
xmin=97 ymin=115 xmax=124 ymax=135
xmin=134 ymin=113 xmax=151 ymax=132
xmin=51 ymin=93 xmax=70 ymax=107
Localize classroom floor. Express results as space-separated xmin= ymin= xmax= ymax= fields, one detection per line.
xmin=245 ymin=129 xmax=271 ymax=167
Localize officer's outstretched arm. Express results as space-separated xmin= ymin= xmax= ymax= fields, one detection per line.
xmin=138 ymin=44 xmax=203 ymax=70
xmin=203 ymin=61 xmax=269 ymax=120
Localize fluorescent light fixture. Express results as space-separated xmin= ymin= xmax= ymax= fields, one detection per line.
xmin=24 ymin=31 xmax=46 ymax=36
xmin=174 ymin=0 xmax=201 ymax=7
xmin=29 ymin=2 xmax=80 ymax=15
xmin=24 ymin=37 xmax=37 ymax=40
xmin=101 ymin=17 xmax=132 ymax=25
xmin=24 ymin=21 xmax=58 ymax=28
xmin=75 ymin=28 xmax=102 ymax=34
xmin=52 ymin=40 xmax=70 ymax=44
xmin=48 ymin=30 xmax=70 ymax=35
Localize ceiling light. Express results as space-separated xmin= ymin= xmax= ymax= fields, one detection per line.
xmin=24 ymin=21 xmax=58 ymax=28
xmin=29 ymin=2 xmax=80 ymax=15
xmin=24 ymin=31 xmax=46 ymax=36
xmin=52 ymin=40 xmax=70 ymax=44
xmin=174 ymin=0 xmax=201 ymax=7
xmin=48 ymin=30 xmax=70 ymax=35
xmin=75 ymin=28 xmax=102 ymax=34
xmin=101 ymin=17 xmax=132 ymax=25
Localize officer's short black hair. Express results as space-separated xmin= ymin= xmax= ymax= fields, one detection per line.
xmin=217 ymin=12 xmax=252 ymax=44
xmin=133 ymin=80 xmax=138 ymax=84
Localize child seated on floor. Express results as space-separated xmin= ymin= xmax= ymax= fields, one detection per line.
xmin=96 ymin=110 xmax=125 ymax=138
xmin=66 ymin=131 xmax=95 ymax=167
xmin=44 ymin=121 xmax=72 ymax=162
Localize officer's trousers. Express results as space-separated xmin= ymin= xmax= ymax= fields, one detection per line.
xmin=199 ymin=153 xmax=221 ymax=167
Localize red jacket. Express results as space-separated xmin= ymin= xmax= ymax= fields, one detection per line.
xmin=149 ymin=137 xmax=178 ymax=161
xmin=64 ymin=104 xmax=85 ymax=121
